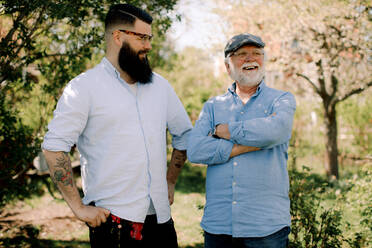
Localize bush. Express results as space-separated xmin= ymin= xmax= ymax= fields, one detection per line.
xmin=289 ymin=166 xmax=343 ymax=247
xmin=342 ymin=164 xmax=372 ymax=247
xmin=0 ymin=95 xmax=41 ymax=208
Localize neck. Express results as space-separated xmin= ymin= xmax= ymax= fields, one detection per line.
xmin=235 ymin=82 xmax=260 ymax=104
xmin=106 ymin=52 xmax=136 ymax=84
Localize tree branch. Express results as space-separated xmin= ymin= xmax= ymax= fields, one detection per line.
xmin=12 ymin=8 xmax=46 ymax=61
xmin=1 ymin=11 xmax=27 ymax=46
xmin=337 ymin=81 xmax=372 ymax=103
xmin=296 ymin=73 xmax=321 ymax=95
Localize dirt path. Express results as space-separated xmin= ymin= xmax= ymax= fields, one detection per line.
xmin=0 ymin=193 xmax=89 ymax=246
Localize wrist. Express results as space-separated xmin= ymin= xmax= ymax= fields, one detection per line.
xmin=69 ymin=200 xmax=85 ymax=214
xmin=167 ymin=178 xmax=176 ymax=185
xmin=212 ymin=125 xmax=220 ymax=138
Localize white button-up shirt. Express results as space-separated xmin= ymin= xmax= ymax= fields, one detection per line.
xmin=42 ymin=58 xmax=192 ymax=223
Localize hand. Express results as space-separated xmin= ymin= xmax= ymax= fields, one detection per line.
xmin=167 ymin=182 xmax=176 ymax=205
xmin=230 ymin=144 xmax=260 ymax=158
xmin=215 ymin=124 xmax=231 ymax=140
xmin=73 ymin=204 xmax=110 ymax=227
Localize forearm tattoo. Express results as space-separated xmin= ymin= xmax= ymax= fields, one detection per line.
xmin=52 ymin=152 xmax=73 ymax=187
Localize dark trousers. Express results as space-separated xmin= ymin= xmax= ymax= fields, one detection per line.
xmin=204 ymin=226 xmax=290 ymax=248
xmin=89 ymin=214 xmax=178 ymax=248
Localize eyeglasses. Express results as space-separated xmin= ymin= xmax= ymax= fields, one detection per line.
xmin=230 ymin=50 xmax=264 ymax=60
xmin=118 ymin=29 xmax=153 ymax=43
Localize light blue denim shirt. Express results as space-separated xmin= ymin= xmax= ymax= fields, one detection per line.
xmin=187 ymin=81 xmax=296 ymax=237
xmin=42 ymin=58 xmax=192 ymax=223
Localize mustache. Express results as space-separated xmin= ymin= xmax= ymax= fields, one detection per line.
xmin=138 ymin=50 xmax=150 ymax=56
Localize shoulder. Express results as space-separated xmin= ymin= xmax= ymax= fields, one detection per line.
xmin=263 ymin=84 xmax=295 ymax=100
xmin=151 ymin=72 xmax=172 ymax=89
xmin=262 ymin=84 xmax=296 ymax=108
xmin=205 ymin=90 xmax=231 ymax=105
xmin=64 ymin=63 xmax=104 ymax=92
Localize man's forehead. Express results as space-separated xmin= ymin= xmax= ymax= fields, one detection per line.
xmin=133 ymin=19 xmax=152 ymax=33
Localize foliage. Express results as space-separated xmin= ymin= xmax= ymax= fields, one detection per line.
xmin=0 ymin=0 xmax=179 ymax=206
xmin=288 ymin=104 xmax=325 ymax=171
xmin=156 ymin=47 xmax=226 ymax=122
xmin=341 ymin=164 xmax=372 ymax=247
xmin=288 ymin=165 xmax=372 ymax=248
xmin=174 ymin=162 xmax=206 ymax=194
xmin=0 ymin=94 xmax=43 ymax=208
xmin=289 ymin=166 xmax=344 ymax=247
xmin=338 ymin=92 xmax=372 ymax=159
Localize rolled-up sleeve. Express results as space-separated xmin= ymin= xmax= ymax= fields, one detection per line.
xmin=228 ymin=92 xmax=296 ymax=148
xmin=42 ymin=79 xmax=90 ymax=152
xmin=187 ymin=101 xmax=234 ymax=165
xmin=166 ymin=83 xmax=192 ymax=151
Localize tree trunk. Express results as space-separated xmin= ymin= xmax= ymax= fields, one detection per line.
xmin=323 ymin=104 xmax=339 ymax=179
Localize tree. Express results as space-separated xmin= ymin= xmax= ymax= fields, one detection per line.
xmin=214 ymin=0 xmax=371 ymax=178
xmin=282 ymin=0 xmax=371 ymax=178
xmin=0 ymin=0 xmax=179 ymax=206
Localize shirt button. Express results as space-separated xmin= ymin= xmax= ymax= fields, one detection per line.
xmin=233 ymin=162 xmax=237 ymax=166
xmin=233 ymin=182 xmax=236 ymax=186
xmin=233 ymin=201 xmax=237 ymax=204
xmin=264 ymin=110 xmax=268 ymax=114
xmin=240 ymin=111 xmax=244 ymax=114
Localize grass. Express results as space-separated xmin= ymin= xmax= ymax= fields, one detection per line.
xmin=172 ymin=192 xmax=205 ymax=248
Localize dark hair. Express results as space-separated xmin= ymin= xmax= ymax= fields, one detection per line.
xmin=105 ymin=4 xmax=153 ymax=30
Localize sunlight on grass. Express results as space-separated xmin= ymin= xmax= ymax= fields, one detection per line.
xmin=172 ymin=191 xmax=205 ymax=248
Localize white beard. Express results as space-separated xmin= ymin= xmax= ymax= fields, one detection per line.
xmin=230 ymin=62 xmax=265 ymax=87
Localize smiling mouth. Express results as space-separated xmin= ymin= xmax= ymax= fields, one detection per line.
xmin=242 ymin=65 xmax=258 ymax=71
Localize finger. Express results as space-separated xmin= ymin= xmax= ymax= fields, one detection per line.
xmin=88 ymin=220 xmax=96 ymax=228
xmin=102 ymin=208 xmax=111 ymax=217
xmin=99 ymin=211 xmax=108 ymax=223
xmin=95 ymin=216 xmax=101 ymax=227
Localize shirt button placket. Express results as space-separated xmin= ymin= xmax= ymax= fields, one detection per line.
xmin=232 ymin=159 xmax=238 ymax=234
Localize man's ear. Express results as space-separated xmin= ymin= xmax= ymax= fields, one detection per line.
xmin=225 ymin=61 xmax=231 ymax=75
xmin=111 ymin=30 xmax=124 ymax=47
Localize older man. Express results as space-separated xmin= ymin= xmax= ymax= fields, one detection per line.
xmin=42 ymin=4 xmax=192 ymax=247
xmin=187 ymin=33 xmax=296 ymax=248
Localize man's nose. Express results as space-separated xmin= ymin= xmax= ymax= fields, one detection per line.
xmin=243 ymin=55 xmax=255 ymax=62
xmin=143 ymin=40 xmax=152 ymax=50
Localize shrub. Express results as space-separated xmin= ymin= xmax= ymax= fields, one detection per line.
xmin=289 ymin=166 xmax=343 ymax=247
xmin=0 ymin=95 xmax=41 ymax=208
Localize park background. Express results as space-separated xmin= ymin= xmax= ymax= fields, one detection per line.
xmin=0 ymin=0 xmax=371 ymax=247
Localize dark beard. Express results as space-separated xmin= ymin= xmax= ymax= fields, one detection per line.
xmin=118 ymin=41 xmax=153 ymax=84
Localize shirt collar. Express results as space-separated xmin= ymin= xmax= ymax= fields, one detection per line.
xmin=228 ymin=79 xmax=266 ymax=97
xmin=101 ymin=57 xmax=121 ymax=79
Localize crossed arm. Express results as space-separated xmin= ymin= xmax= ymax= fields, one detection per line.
xmin=187 ymin=104 xmax=260 ymax=165
xmin=213 ymin=113 xmax=276 ymax=157
xmin=187 ymin=93 xmax=295 ymax=164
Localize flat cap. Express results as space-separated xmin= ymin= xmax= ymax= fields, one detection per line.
xmin=224 ymin=33 xmax=265 ymax=57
